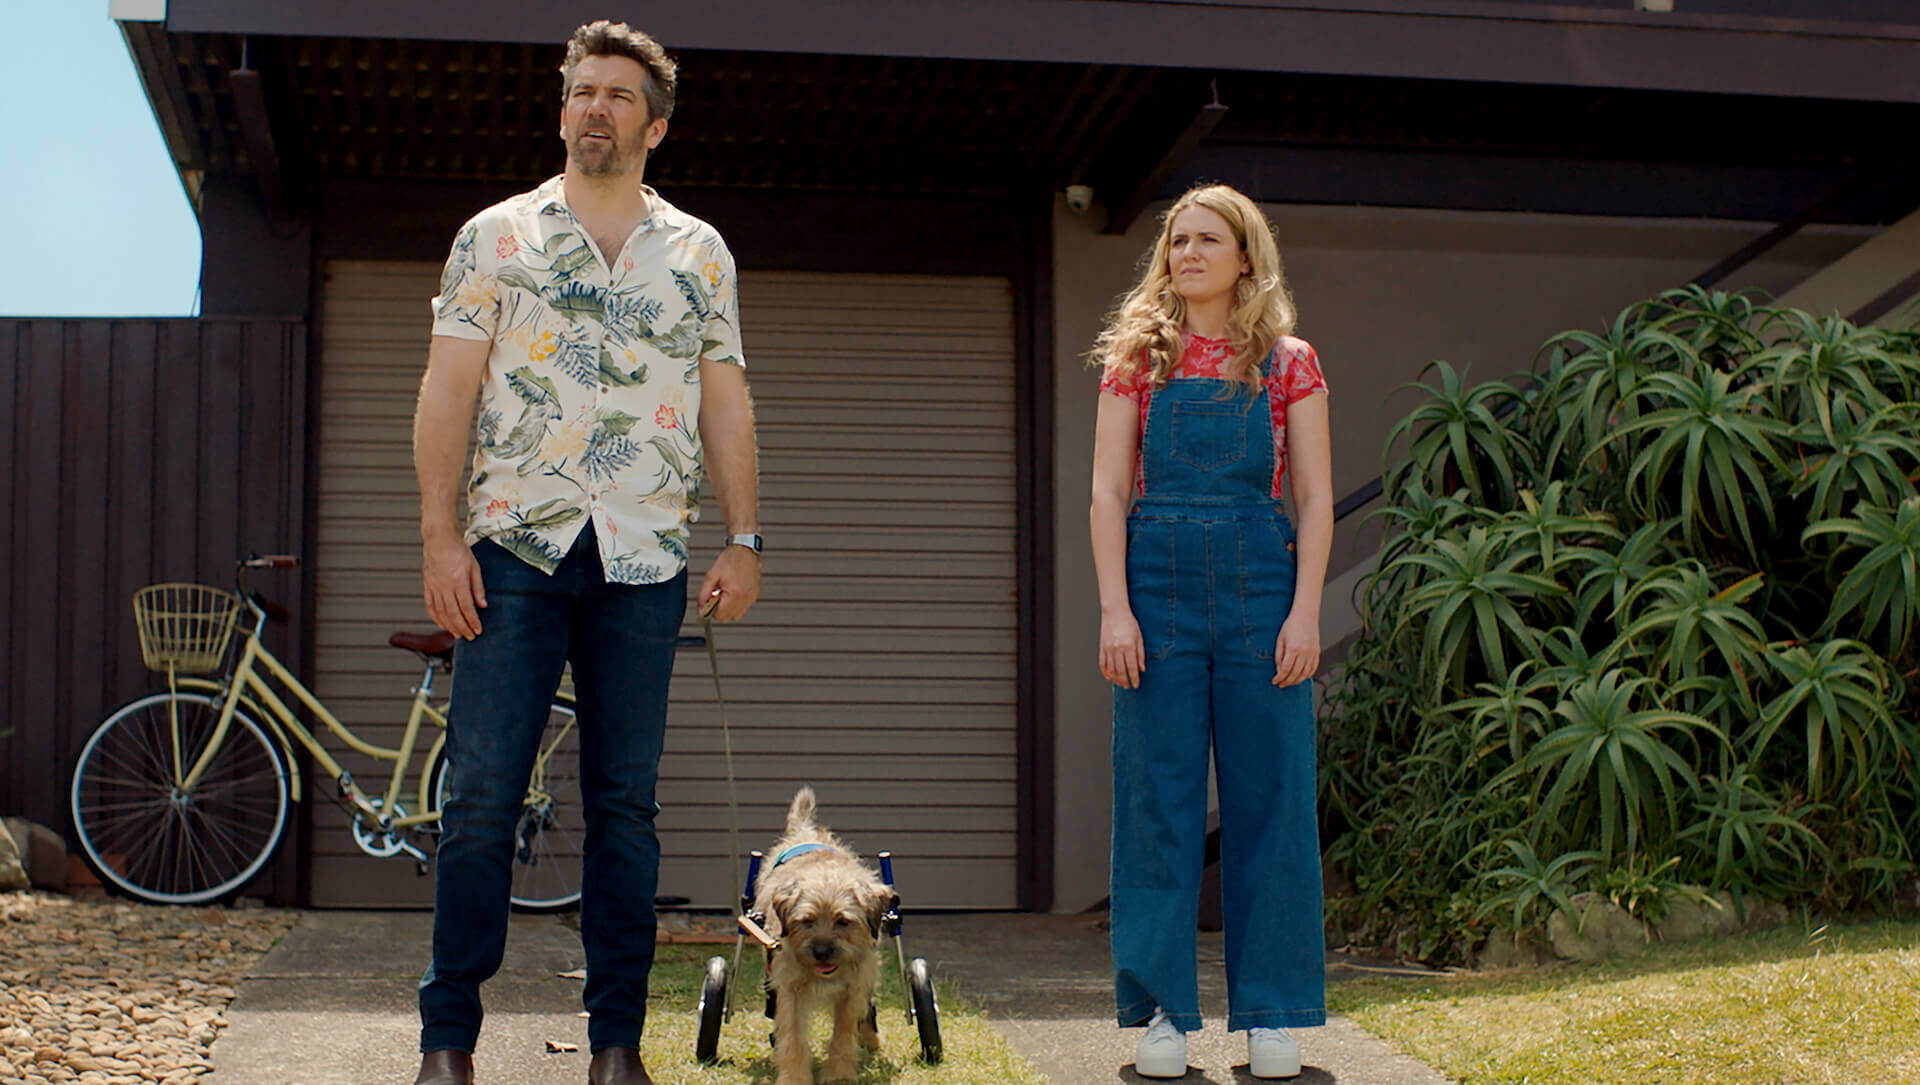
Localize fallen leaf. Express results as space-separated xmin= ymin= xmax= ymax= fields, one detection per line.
xmin=544 ymin=1040 xmax=579 ymax=1053
xmin=557 ymin=968 xmax=587 ymax=980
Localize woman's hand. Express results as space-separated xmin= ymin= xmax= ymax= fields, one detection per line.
xmin=1272 ymin=612 xmax=1320 ymax=687
xmin=1100 ymin=609 xmax=1147 ymax=689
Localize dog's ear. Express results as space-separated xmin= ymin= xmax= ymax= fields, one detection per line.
xmin=862 ymin=882 xmax=893 ymax=938
xmin=769 ymin=883 xmax=799 ymax=934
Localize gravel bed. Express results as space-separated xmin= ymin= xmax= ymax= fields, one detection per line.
xmin=0 ymin=891 xmax=298 ymax=1084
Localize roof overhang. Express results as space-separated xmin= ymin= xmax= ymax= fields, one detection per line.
xmin=157 ymin=0 xmax=1920 ymax=104
xmin=112 ymin=0 xmax=1920 ymax=230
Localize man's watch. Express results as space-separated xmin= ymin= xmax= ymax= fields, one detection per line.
xmin=725 ymin=532 xmax=764 ymax=555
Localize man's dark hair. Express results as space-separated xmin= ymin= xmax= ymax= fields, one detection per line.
xmin=560 ymin=21 xmax=677 ymax=122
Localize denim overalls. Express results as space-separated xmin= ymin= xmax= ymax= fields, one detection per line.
xmin=1111 ymin=366 xmax=1327 ymax=1034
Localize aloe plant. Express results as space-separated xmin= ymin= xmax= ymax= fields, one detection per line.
xmin=1528 ymin=305 xmax=1693 ymax=485
xmin=1470 ymin=840 xmax=1602 ymax=931
xmin=1389 ymin=526 xmax=1563 ymax=695
xmin=1512 ymin=668 xmax=1719 ymax=864
xmin=1384 ymin=360 xmax=1537 ymax=511
xmin=1753 ymin=639 xmax=1906 ymax=801
xmin=1787 ymin=403 xmax=1920 ymax=523
xmin=1614 ymin=564 xmax=1769 ymax=682
xmin=1605 ymin=368 xmax=1790 ymax=563
xmin=1649 ymin=284 xmax=1763 ymax=371
xmin=1325 ymin=294 xmax=1920 ymax=966
xmin=1444 ymin=660 xmax=1556 ymax=765
xmin=1496 ymin=481 xmax=1617 ymax=576
xmin=1678 ymin=767 xmax=1827 ymax=896
xmin=1804 ymin=497 xmax=1920 ymax=661
xmin=1564 ymin=520 xmax=1685 ymax=635
xmin=1756 ymin=311 xmax=1915 ymax=437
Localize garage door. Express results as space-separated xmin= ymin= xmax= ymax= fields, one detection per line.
xmin=312 ymin=261 xmax=1020 ymax=908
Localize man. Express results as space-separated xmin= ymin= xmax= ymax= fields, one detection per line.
xmin=410 ymin=21 xmax=761 ymax=1085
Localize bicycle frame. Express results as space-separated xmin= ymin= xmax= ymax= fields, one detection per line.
xmin=174 ymin=611 xmax=449 ymax=831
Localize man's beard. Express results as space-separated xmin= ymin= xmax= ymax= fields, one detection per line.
xmin=569 ymin=128 xmax=645 ymax=177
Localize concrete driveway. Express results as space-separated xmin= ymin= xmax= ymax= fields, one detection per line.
xmin=205 ymin=910 xmax=1454 ymax=1084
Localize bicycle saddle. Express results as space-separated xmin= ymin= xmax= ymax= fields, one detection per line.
xmin=389 ymin=630 xmax=457 ymax=662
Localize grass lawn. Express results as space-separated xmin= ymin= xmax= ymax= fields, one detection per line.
xmin=1329 ymin=917 xmax=1920 ymax=1084
xmin=632 ymin=943 xmax=1047 ymax=1085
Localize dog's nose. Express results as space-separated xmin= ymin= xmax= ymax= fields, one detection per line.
xmin=809 ymin=942 xmax=835 ymax=963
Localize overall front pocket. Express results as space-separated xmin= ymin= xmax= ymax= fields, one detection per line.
xmin=1168 ymin=400 xmax=1249 ymax=471
xmin=1239 ymin=520 xmax=1298 ymax=660
xmin=1125 ymin=520 xmax=1180 ymax=661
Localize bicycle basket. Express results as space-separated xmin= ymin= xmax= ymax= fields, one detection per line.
xmin=132 ymin=583 xmax=244 ymax=673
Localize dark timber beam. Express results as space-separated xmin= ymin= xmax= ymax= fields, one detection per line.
xmin=1850 ymin=269 xmax=1920 ymax=325
xmin=227 ymin=65 xmax=287 ymax=221
xmin=1103 ymin=99 xmax=1228 ymax=235
xmin=1172 ymin=146 xmax=1912 ymax=224
xmin=1690 ymin=179 xmax=1863 ymax=289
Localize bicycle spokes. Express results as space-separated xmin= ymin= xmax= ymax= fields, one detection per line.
xmin=70 ymin=692 xmax=290 ymax=905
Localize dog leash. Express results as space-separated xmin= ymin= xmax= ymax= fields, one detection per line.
xmin=698 ymin=613 xmax=746 ymax=916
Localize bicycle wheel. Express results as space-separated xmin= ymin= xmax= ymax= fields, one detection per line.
xmin=69 ymin=691 xmax=290 ymax=905
xmin=427 ymin=700 xmax=584 ymax=911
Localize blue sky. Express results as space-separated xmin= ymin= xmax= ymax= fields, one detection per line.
xmin=0 ymin=4 xmax=200 ymax=317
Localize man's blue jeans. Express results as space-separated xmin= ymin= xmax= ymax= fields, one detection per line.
xmin=419 ymin=529 xmax=686 ymax=1054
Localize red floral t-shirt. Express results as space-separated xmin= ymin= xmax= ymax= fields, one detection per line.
xmin=1099 ymin=334 xmax=1328 ymax=498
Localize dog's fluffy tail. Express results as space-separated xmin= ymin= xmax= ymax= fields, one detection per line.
xmin=786 ymin=786 xmax=818 ymax=833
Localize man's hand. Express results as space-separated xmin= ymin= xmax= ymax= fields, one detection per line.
xmin=414 ymin=334 xmax=490 ymax=639
xmin=423 ymin=532 xmax=487 ymax=639
xmin=697 ymin=545 xmax=761 ymax=622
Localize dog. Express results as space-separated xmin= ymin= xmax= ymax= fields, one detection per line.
xmin=755 ymin=786 xmax=893 ymax=1085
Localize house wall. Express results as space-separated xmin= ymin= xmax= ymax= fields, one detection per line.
xmin=294 ymin=179 xmax=1059 ymax=908
xmin=1046 ymin=198 xmax=1872 ymax=912
xmin=0 ymin=317 xmax=309 ymax=902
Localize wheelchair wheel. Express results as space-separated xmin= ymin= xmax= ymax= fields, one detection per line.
xmin=908 ymin=957 xmax=943 ymax=1064
xmin=696 ymin=955 xmax=730 ymax=1064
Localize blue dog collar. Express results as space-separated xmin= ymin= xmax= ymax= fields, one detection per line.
xmin=771 ymin=842 xmax=833 ymax=868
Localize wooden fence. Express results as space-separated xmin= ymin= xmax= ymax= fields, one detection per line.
xmin=0 ymin=317 xmax=309 ymax=900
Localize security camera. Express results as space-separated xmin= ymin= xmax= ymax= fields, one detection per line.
xmin=1064 ymin=185 xmax=1095 ymax=214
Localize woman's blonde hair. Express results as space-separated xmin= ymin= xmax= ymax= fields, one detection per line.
xmin=1090 ymin=183 xmax=1296 ymax=393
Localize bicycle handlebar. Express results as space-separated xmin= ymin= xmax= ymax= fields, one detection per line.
xmin=241 ymin=554 xmax=302 ymax=569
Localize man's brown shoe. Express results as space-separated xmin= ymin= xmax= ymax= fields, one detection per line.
xmin=588 ymin=1046 xmax=653 ymax=1085
xmin=412 ymin=1049 xmax=473 ymax=1085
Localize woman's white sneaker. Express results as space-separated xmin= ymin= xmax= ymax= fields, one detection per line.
xmin=1134 ymin=1009 xmax=1188 ymax=1078
xmin=1248 ymin=1027 xmax=1301 ymax=1078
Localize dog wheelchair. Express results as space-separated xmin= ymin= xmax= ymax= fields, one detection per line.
xmin=695 ymin=847 xmax=944 ymax=1066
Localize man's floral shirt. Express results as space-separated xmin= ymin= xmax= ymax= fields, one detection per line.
xmin=432 ymin=176 xmax=744 ymax=584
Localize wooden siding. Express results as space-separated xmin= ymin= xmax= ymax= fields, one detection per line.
xmin=0 ymin=318 xmax=309 ymax=901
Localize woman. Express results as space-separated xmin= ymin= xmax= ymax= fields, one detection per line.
xmin=1089 ymin=183 xmax=1332 ymax=1080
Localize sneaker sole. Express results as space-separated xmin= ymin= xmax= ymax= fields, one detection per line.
xmin=1248 ymin=1054 xmax=1302 ymax=1078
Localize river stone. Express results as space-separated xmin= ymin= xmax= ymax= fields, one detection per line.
xmin=2 ymin=817 xmax=68 ymax=890
xmin=0 ymin=820 xmax=27 ymax=891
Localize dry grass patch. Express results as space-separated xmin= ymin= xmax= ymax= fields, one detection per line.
xmin=1330 ymin=918 xmax=1920 ymax=1084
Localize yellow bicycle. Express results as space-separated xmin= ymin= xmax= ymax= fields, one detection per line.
xmin=67 ymin=555 xmax=583 ymax=909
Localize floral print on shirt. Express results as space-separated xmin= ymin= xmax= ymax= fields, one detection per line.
xmin=432 ymin=175 xmax=744 ymax=583
xmin=1100 ymin=334 xmax=1327 ymax=498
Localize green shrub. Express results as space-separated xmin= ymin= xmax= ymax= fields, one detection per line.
xmin=1322 ymin=289 xmax=1920 ymax=965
